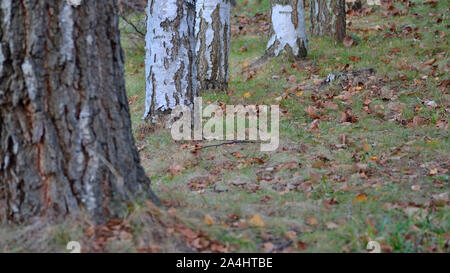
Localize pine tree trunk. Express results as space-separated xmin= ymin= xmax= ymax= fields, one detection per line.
xmin=195 ymin=0 xmax=231 ymax=91
xmin=144 ymin=0 xmax=197 ymax=119
xmin=0 ymin=0 xmax=159 ymax=223
xmin=310 ymin=0 xmax=346 ymax=42
xmin=265 ymin=0 xmax=308 ymax=59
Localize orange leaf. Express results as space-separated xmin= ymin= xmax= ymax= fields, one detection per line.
xmin=249 ymin=215 xmax=265 ymax=227
xmin=362 ymin=142 xmax=371 ymax=152
xmin=353 ymin=193 xmax=368 ymax=202
xmin=307 ymin=217 xmax=318 ymax=226
xmin=204 ymin=214 xmax=215 ymax=226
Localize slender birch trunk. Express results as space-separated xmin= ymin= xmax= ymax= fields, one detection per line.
xmin=310 ymin=0 xmax=346 ymax=42
xmin=144 ymin=0 xmax=197 ymax=119
xmin=265 ymin=0 xmax=308 ymax=59
xmin=195 ymin=0 xmax=231 ymax=91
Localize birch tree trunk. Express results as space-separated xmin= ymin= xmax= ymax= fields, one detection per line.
xmin=195 ymin=0 xmax=231 ymax=91
xmin=310 ymin=0 xmax=346 ymax=42
xmin=144 ymin=0 xmax=197 ymax=119
xmin=0 ymin=0 xmax=159 ymax=223
xmin=265 ymin=0 xmax=308 ymax=59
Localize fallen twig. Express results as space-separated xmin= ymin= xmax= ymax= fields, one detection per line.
xmin=194 ymin=140 xmax=259 ymax=150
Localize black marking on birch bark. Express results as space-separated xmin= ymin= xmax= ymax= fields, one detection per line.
xmin=144 ymin=0 xmax=197 ymax=119
xmin=195 ymin=0 xmax=230 ymax=91
xmin=264 ymin=0 xmax=308 ymax=60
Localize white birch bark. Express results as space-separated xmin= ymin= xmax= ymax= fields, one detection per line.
xmin=265 ymin=0 xmax=308 ymax=58
xmin=195 ymin=0 xmax=231 ymax=91
xmin=144 ymin=0 xmax=197 ymax=119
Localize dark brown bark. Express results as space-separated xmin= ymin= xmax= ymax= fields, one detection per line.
xmin=310 ymin=0 xmax=346 ymax=43
xmin=0 ymin=0 xmax=159 ymax=223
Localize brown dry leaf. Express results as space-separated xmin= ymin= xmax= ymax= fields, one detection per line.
xmin=432 ymin=192 xmax=448 ymax=203
xmin=307 ymin=217 xmax=318 ymax=226
xmin=326 ymin=222 xmax=339 ymax=230
xmin=297 ymin=241 xmax=308 ymax=251
xmin=285 ymin=230 xmax=297 ymax=240
xmin=180 ymin=227 xmax=198 ymax=240
xmin=343 ymin=36 xmax=355 ymax=47
xmin=305 ymin=105 xmax=319 ymax=119
xmin=340 ymin=109 xmax=359 ymax=123
xmin=362 ymin=142 xmax=371 ymax=152
xmin=127 ymin=95 xmax=138 ymax=106
xmin=168 ymin=164 xmax=184 ymax=177
xmin=324 ymin=101 xmax=339 ymax=110
xmin=288 ymin=75 xmax=297 ymax=83
xmin=308 ymin=119 xmax=320 ymax=131
xmin=204 ymin=214 xmax=215 ymax=226
xmin=168 ymin=207 xmax=177 ymax=214
xmin=349 ymin=56 xmax=361 ymax=62
xmin=262 ymin=242 xmax=275 ymax=252
xmin=423 ymin=58 xmax=437 ymax=66
xmin=249 ymin=215 xmax=265 ymax=227
xmin=412 ymin=116 xmax=424 ymax=127
xmin=85 ymin=226 xmax=95 ymax=237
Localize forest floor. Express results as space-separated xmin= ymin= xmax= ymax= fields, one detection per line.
xmin=120 ymin=0 xmax=449 ymax=253
xmin=1 ymin=0 xmax=448 ymax=253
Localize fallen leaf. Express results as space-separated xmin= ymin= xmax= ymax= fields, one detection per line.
xmin=305 ymin=105 xmax=319 ymax=119
xmin=326 ymin=222 xmax=339 ymax=230
xmin=204 ymin=214 xmax=215 ymax=226
xmin=353 ymin=193 xmax=368 ymax=202
xmin=307 ymin=217 xmax=318 ymax=226
xmin=249 ymin=215 xmax=265 ymax=227
xmin=343 ymin=36 xmax=355 ymax=47
xmin=324 ymin=101 xmax=339 ymax=110
xmin=349 ymin=56 xmax=361 ymax=62
xmin=362 ymin=142 xmax=371 ymax=152
xmin=285 ymin=231 xmax=297 ymax=240
xmin=263 ymin=242 xmax=274 ymax=252
xmin=297 ymin=241 xmax=308 ymax=250
xmin=168 ymin=164 xmax=184 ymax=177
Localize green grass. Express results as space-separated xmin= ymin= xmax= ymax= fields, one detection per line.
xmin=119 ymin=0 xmax=448 ymax=253
xmin=2 ymin=0 xmax=447 ymax=253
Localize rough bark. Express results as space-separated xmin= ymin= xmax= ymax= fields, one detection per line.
xmin=195 ymin=0 xmax=231 ymax=91
xmin=310 ymin=0 xmax=346 ymax=42
xmin=0 ymin=0 xmax=159 ymax=223
xmin=265 ymin=0 xmax=308 ymax=59
xmin=144 ymin=0 xmax=197 ymax=119
xmin=345 ymin=0 xmax=361 ymax=12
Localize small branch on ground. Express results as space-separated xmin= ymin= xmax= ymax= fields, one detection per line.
xmin=195 ymin=140 xmax=259 ymax=150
